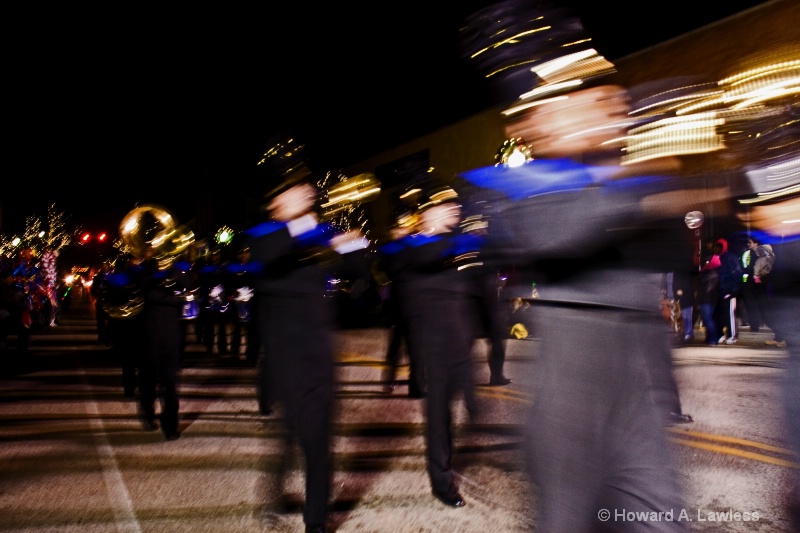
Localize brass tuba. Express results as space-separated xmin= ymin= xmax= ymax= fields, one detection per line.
xmin=119 ymin=205 xmax=195 ymax=270
xmin=105 ymin=204 xmax=195 ymax=319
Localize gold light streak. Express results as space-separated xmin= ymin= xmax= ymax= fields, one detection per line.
xmin=733 ymin=86 xmax=800 ymax=109
xmin=518 ymin=79 xmax=583 ymax=100
xmin=485 ymin=58 xmax=541 ymax=79
xmin=623 ymin=52 xmax=799 ymax=166
xmin=533 ymin=48 xmax=598 ymax=79
xmin=468 ymin=23 xmax=549 ymax=60
xmin=738 ymin=184 xmax=800 ymax=204
xmin=630 ymin=87 xmax=723 ymax=116
xmin=675 ymin=61 xmax=800 ymax=115
xmin=720 ymin=59 xmax=800 ymax=86
xmin=623 ymin=114 xmax=725 ymax=165
xmin=501 ymin=94 xmax=569 ymax=116
xmin=530 ymin=49 xmax=615 ymax=86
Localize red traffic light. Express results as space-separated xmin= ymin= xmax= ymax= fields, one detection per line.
xmin=80 ymin=232 xmax=108 ymax=243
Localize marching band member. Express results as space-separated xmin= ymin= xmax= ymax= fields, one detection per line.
xmin=244 ymin=171 xmax=370 ymax=533
xmin=396 ymin=184 xmax=482 ymax=508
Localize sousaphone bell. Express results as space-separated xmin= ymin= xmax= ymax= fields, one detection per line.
xmin=106 ymin=204 xmax=195 ymax=319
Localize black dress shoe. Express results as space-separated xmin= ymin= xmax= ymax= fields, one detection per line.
xmin=164 ymin=431 xmax=180 ymax=441
xmin=305 ymin=524 xmax=328 ymax=533
xmin=667 ymin=412 xmax=694 ymax=424
xmin=140 ymin=417 xmax=159 ymax=431
xmin=487 ymin=376 xmax=512 ymax=386
xmin=433 ymin=490 xmax=466 ymax=508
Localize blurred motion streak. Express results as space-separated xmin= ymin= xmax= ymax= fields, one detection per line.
xmin=624 ymin=50 xmax=799 ymax=169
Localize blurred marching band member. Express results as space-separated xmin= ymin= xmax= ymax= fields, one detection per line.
xmin=223 ymin=240 xmax=262 ymax=365
xmin=392 ymin=184 xmax=481 ymax=508
xmin=138 ymin=246 xmax=197 ymax=441
xmin=457 ymin=2 xmax=755 ymax=524
xmin=104 ymin=253 xmax=147 ymax=398
xmin=244 ymin=172 xmax=371 ymax=533
xmin=458 ymin=82 xmax=732 ymax=530
xmin=196 ymin=248 xmax=230 ymax=356
xmin=376 ymin=205 xmax=427 ymax=398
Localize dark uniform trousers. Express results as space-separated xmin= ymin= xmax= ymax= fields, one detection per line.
xmin=139 ymin=273 xmax=191 ymax=438
xmin=475 ymin=271 xmax=509 ymax=382
xmin=247 ymin=220 xmax=365 ymax=528
xmin=410 ymin=292 xmax=475 ymax=497
xmin=526 ymin=305 xmax=684 ymax=531
xmin=379 ymin=242 xmax=427 ymax=397
xmin=403 ymin=236 xmax=478 ymax=499
xmin=111 ymin=314 xmax=145 ymax=396
xmin=257 ymin=293 xmax=334 ymax=526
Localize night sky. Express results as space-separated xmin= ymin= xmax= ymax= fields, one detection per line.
xmin=2 ymin=0 xmax=772 ymax=237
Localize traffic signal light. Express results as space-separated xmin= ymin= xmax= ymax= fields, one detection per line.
xmin=80 ymin=232 xmax=109 ymax=243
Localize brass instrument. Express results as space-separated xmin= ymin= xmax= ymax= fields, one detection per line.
xmin=106 ymin=204 xmax=195 ymax=319
xmin=119 ymin=205 xmax=195 ymax=270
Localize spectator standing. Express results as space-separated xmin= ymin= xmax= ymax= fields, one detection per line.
xmin=714 ymin=238 xmax=743 ymax=344
xmin=754 ymin=241 xmax=786 ymax=347
xmin=697 ymin=246 xmax=722 ymax=346
xmin=740 ymin=235 xmax=766 ymax=331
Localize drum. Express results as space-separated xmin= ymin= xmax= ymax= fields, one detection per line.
xmin=234 ymin=286 xmax=254 ymax=323
xmin=236 ymin=300 xmax=250 ymax=323
xmin=180 ymin=289 xmax=200 ymax=321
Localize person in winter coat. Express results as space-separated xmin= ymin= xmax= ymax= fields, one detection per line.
xmin=697 ymin=245 xmax=721 ymax=346
xmin=713 ymin=238 xmax=743 ymax=344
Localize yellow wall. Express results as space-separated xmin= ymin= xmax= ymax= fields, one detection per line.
xmin=345 ymin=0 xmax=799 ymax=182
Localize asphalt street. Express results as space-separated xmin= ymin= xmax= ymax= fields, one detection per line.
xmin=0 ymin=292 xmax=797 ymax=532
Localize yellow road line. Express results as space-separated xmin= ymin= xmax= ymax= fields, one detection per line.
xmin=670 ymin=437 xmax=799 ymax=468
xmin=667 ymin=427 xmax=796 ymax=455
